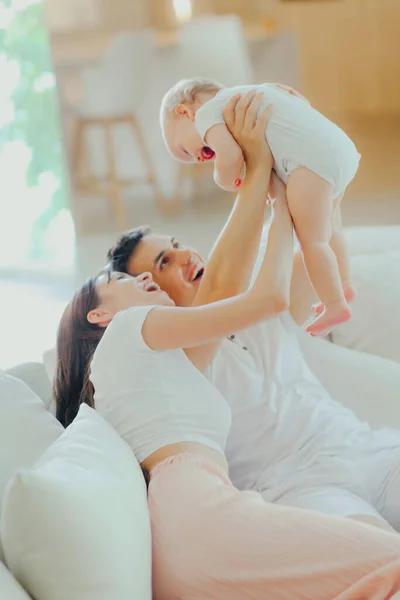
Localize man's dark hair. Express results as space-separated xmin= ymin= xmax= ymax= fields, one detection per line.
xmin=107 ymin=226 xmax=151 ymax=274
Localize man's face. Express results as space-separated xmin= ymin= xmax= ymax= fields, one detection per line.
xmin=126 ymin=234 xmax=205 ymax=307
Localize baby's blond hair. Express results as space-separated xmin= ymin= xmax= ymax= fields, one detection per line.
xmin=160 ymin=77 xmax=223 ymax=126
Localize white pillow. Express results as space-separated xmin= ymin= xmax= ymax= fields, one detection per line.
xmin=331 ymin=250 xmax=400 ymax=364
xmin=0 ymin=563 xmax=31 ymax=600
xmin=6 ymin=361 xmax=52 ymax=410
xmin=0 ymin=371 xmax=63 ymax=562
xmin=1 ymin=404 xmax=152 ymax=600
xmin=43 ymin=347 xmax=56 ymax=387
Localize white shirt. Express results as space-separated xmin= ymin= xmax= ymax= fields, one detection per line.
xmin=90 ymin=305 xmax=231 ymax=463
xmin=205 ymin=312 xmax=375 ymax=496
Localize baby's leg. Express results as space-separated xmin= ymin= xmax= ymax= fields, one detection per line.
xmin=330 ymin=201 xmax=356 ymax=303
xmin=287 ymin=168 xmax=351 ymax=336
xmin=312 ymin=200 xmax=355 ymax=317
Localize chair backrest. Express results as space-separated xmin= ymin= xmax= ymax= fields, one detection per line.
xmin=178 ymin=15 xmax=254 ymax=87
xmin=79 ymin=29 xmax=155 ymax=116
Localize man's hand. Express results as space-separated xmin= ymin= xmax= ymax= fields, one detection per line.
xmin=222 ymin=91 xmax=274 ymax=173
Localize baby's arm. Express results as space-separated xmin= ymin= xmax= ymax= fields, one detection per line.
xmin=205 ymin=124 xmax=245 ymax=192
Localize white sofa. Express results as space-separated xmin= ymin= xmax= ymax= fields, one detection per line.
xmin=1 ymin=225 xmax=399 ymax=599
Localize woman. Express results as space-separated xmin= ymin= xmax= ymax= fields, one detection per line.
xmin=54 ymin=136 xmax=400 ymax=600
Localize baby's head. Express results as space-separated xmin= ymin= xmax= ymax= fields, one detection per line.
xmin=160 ymin=77 xmax=222 ymax=163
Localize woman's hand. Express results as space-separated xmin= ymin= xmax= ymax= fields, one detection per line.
xmin=223 ymin=91 xmax=274 ymax=174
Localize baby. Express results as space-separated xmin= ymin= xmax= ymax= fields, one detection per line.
xmin=160 ymin=78 xmax=361 ymax=337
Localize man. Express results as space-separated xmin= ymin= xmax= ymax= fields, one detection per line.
xmin=108 ymin=92 xmax=400 ymax=532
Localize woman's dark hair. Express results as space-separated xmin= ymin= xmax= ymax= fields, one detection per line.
xmin=54 ymin=274 xmax=107 ymax=427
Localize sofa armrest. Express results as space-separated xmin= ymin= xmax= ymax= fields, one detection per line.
xmin=0 ymin=562 xmax=31 ymax=599
xmin=6 ymin=362 xmax=53 ymax=411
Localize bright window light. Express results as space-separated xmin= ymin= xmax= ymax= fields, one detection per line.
xmin=173 ymin=0 xmax=192 ymax=23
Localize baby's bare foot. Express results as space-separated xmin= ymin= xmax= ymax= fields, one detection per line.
xmin=306 ymin=302 xmax=352 ymax=337
xmin=312 ymin=285 xmax=356 ymax=318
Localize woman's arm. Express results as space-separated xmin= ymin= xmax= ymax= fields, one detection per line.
xmin=193 ymin=92 xmax=274 ymax=308
xmin=142 ymin=192 xmax=293 ymax=358
xmin=180 ymin=94 xmax=274 ymax=368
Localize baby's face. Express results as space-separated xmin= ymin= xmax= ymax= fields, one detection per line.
xmin=163 ymin=114 xmax=215 ymax=164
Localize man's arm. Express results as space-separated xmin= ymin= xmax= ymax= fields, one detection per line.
xmin=266 ymin=171 xmax=318 ymax=327
xmin=289 ymin=249 xmax=318 ymax=326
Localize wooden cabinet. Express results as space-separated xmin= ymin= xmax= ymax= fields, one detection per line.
xmin=277 ymin=0 xmax=400 ymax=113
xmin=45 ymin=0 xmax=399 ymax=114
xmin=375 ymin=0 xmax=400 ymax=112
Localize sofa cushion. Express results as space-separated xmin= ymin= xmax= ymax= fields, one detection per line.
xmin=0 ymin=563 xmax=31 ymax=600
xmin=7 ymin=361 xmax=52 ymax=410
xmin=43 ymin=348 xmax=56 ymax=391
xmin=0 ymin=371 xmax=63 ymax=562
xmin=1 ymin=404 xmax=152 ymax=600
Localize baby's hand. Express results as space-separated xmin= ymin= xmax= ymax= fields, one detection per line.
xmin=214 ymin=169 xmax=242 ymax=192
xmin=272 ymin=83 xmax=311 ymax=105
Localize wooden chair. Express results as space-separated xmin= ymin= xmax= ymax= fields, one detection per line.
xmin=71 ymin=30 xmax=170 ymax=230
xmin=71 ymin=113 xmax=168 ymax=229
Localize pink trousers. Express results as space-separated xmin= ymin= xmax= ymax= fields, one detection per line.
xmin=148 ymin=453 xmax=400 ymax=600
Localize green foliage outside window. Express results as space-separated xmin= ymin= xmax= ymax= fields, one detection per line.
xmin=0 ymin=0 xmax=68 ymax=259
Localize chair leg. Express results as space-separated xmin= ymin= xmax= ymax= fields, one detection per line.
xmin=70 ymin=118 xmax=90 ymax=234
xmin=71 ymin=118 xmax=87 ymax=189
xmin=128 ymin=116 xmax=182 ymax=214
xmin=104 ymin=122 xmax=128 ymax=230
xmin=72 ymin=119 xmax=98 ymax=195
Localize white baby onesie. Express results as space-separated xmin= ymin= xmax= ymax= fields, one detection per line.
xmin=195 ymin=83 xmax=361 ymax=197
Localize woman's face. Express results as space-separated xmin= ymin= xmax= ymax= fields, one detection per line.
xmin=87 ymin=271 xmax=174 ymax=327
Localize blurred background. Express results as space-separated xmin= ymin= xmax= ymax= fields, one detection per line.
xmin=0 ymin=0 xmax=399 ymax=367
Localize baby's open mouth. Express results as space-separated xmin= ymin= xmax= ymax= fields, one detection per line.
xmin=201 ymin=146 xmax=215 ymax=161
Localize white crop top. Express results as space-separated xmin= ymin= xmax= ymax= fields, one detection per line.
xmin=90 ymin=305 xmax=232 ymax=463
